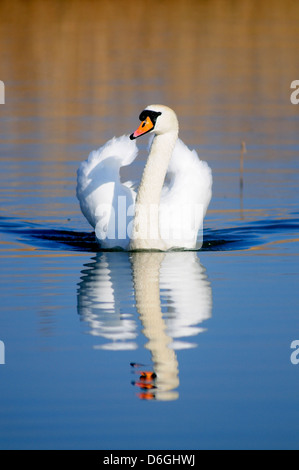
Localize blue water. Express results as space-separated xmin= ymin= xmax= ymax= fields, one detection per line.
xmin=0 ymin=177 xmax=298 ymax=449
xmin=1 ymin=0 xmax=299 ymax=450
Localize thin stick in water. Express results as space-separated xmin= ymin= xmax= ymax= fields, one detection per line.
xmin=240 ymin=140 xmax=247 ymax=190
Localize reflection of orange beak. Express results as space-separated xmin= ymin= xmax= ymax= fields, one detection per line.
xmin=130 ymin=363 xmax=157 ymax=400
xmin=132 ymin=370 xmax=157 ymax=391
xmin=134 ymin=381 xmax=156 ymax=390
xmin=130 ymin=116 xmax=154 ymax=140
xmin=137 ymin=392 xmax=155 ymax=400
xmin=140 ymin=371 xmax=156 ymax=380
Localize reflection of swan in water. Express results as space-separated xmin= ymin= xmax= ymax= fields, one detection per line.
xmin=132 ymin=252 xmax=179 ymax=400
xmin=160 ymin=253 xmax=212 ymax=348
xmin=77 ymin=252 xmax=137 ymax=350
xmin=131 ymin=252 xmax=212 ymax=400
xmin=77 ymin=251 xmax=212 ymax=400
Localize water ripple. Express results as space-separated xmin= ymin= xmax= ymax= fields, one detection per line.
xmin=1 ymin=215 xmax=298 ymax=253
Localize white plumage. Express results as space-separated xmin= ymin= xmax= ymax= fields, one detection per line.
xmin=77 ymin=135 xmax=137 ymax=249
xmin=77 ymin=105 xmax=212 ymax=250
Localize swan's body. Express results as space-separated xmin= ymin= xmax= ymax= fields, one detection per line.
xmin=77 ymin=105 xmax=212 ymax=251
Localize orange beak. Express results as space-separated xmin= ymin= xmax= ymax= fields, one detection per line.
xmin=130 ymin=116 xmax=154 ymax=140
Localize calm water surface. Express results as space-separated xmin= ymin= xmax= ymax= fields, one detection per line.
xmin=0 ymin=0 xmax=299 ymax=450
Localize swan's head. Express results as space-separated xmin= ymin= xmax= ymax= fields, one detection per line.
xmin=130 ymin=105 xmax=178 ymax=140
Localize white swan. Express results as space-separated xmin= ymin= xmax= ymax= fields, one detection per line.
xmin=76 ymin=105 xmax=212 ymax=250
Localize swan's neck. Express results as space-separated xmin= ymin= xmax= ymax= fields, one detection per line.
xmin=137 ymin=131 xmax=178 ymax=205
xmin=130 ymin=130 xmax=178 ymax=250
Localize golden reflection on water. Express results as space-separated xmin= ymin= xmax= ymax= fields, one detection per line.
xmin=0 ymin=0 xmax=298 ymax=152
xmin=0 ymin=0 xmax=298 ymax=254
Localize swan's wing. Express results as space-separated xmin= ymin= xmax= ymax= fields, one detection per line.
xmin=160 ymin=138 xmax=212 ymax=249
xmin=76 ymin=135 xmax=138 ymax=248
xmin=122 ymin=179 xmax=139 ymax=192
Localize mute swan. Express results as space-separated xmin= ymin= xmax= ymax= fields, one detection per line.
xmin=76 ymin=105 xmax=212 ymax=250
